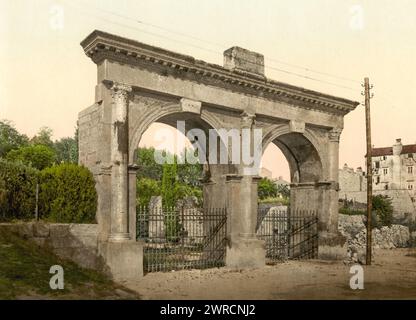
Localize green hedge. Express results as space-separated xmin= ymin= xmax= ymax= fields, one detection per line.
xmin=39 ymin=164 xmax=97 ymax=223
xmin=0 ymin=159 xmax=39 ymax=221
xmin=0 ymin=160 xmax=97 ymax=223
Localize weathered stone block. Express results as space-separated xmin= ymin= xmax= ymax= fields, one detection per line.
xmin=100 ymin=241 xmax=144 ymax=282
xmin=223 ymin=46 xmax=264 ymax=76
xmin=33 ymin=223 xmax=50 ymax=238
xmin=226 ymin=238 xmax=266 ymax=269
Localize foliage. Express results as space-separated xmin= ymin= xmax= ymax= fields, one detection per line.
xmin=339 ymin=207 xmax=365 ymax=216
xmin=30 ymin=126 xmax=54 ymax=148
xmin=0 ymin=159 xmax=38 ymax=221
xmin=161 ymin=158 xmax=179 ymax=208
xmin=54 ymin=136 xmax=78 ymax=164
xmin=258 ymin=178 xmax=278 ymax=200
xmin=39 ymin=164 xmax=97 ymax=223
xmin=177 ymin=150 xmax=203 ymax=187
xmin=136 ymin=178 xmax=160 ymax=207
xmin=6 ymin=144 xmax=56 ymax=170
xmin=0 ymin=120 xmax=29 ymax=157
xmin=259 ymin=197 xmax=290 ymax=206
xmin=372 ymin=195 xmax=394 ymax=227
xmin=136 ymin=147 xmax=164 ymax=181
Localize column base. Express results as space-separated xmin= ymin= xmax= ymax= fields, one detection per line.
xmin=99 ymin=240 xmax=143 ymax=282
xmin=226 ymin=237 xmax=265 ymax=269
xmin=318 ymin=231 xmax=347 ymax=260
xmin=108 ymin=232 xmax=131 ymax=242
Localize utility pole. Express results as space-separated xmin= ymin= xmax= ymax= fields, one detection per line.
xmin=363 ymin=77 xmax=373 ymax=265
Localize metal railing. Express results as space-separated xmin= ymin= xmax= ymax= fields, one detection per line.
xmin=137 ymin=206 xmax=227 ymax=273
xmin=256 ymin=206 xmax=318 ymax=263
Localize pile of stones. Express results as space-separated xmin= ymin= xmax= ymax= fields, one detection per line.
xmin=338 ymin=214 xmax=411 ymax=264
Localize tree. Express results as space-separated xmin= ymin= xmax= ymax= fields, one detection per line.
xmin=136 ymin=147 xmax=164 ymax=180
xmin=31 ymin=126 xmax=54 ymax=148
xmin=373 ymin=195 xmax=394 ymax=227
xmin=177 ymin=149 xmax=203 ymax=187
xmin=161 ymin=157 xmax=179 ymax=208
xmin=258 ymin=178 xmax=278 ymax=200
xmin=0 ymin=120 xmax=29 ymax=157
xmin=6 ymin=144 xmax=56 ymax=170
xmin=54 ymin=137 xmax=77 ymax=164
xmin=136 ymin=178 xmax=160 ymax=207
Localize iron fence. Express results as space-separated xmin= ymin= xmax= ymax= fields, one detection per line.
xmin=256 ymin=206 xmax=318 ymax=263
xmin=137 ymin=206 xmax=227 ymax=273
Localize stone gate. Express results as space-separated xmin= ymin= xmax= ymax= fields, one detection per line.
xmin=78 ymin=30 xmax=359 ymax=280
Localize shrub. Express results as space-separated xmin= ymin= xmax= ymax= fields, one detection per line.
xmin=373 ymin=195 xmax=394 ymax=227
xmin=6 ymin=144 xmax=56 ymax=170
xmin=0 ymin=159 xmax=38 ymax=221
xmin=258 ymin=178 xmax=278 ymax=200
xmin=39 ymin=164 xmax=97 ymax=223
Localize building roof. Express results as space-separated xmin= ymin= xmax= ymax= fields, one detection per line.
xmin=371 ymin=144 xmax=416 ymax=157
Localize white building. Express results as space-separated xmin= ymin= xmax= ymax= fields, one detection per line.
xmin=372 ymin=138 xmax=416 ymax=202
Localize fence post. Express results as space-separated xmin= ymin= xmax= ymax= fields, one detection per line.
xmin=35 ymin=182 xmax=39 ymax=221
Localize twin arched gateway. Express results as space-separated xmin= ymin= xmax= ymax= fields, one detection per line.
xmin=78 ymin=30 xmax=359 ymax=280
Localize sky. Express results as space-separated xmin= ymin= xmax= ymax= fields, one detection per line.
xmin=1 ymin=0 xmax=415 ymax=181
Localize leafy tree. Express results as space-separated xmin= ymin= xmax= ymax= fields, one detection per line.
xmin=161 ymin=157 xmax=179 ymax=208
xmin=6 ymin=145 xmax=56 ymax=170
xmin=136 ymin=147 xmax=164 ymax=181
xmin=0 ymin=120 xmax=29 ymax=157
xmin=54 ymin=137 xmax=78 ymax=164
xmin=258 ymin=178 xmax=278 ymax=200
xmin=6 ymin=144 xmax=56 ymax=170
xmin=177 ymin=150 xmax=203 ymax=187
xmin=31 ymin=126 xmax=54 ymax=148
xmin=136 ymin=178 xmax=160 ymax=207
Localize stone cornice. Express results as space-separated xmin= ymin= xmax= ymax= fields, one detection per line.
xmin=81 ymin=30 xmax=359 ymax=116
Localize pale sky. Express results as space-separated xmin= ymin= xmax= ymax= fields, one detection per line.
xmin=1 ymin=0 xmax=415 ymax=181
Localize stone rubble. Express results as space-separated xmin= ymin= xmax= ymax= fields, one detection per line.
xmin=338 ymin=214 xmax=411 ymax=264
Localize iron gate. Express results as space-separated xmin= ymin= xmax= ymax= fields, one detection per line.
xmin=137 ymin=207 xmax=227 ymax=273
xmin=256 ymin=206 xmax=318 ymax=263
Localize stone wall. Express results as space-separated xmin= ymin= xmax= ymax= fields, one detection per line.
xmin=0 ymin=223 xmax=101 ymax=270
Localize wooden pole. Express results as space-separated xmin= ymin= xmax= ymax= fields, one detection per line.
xmin=364 ymin=77 xmax=373 ymax=265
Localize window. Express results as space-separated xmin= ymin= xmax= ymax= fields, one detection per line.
xmin=408 ymin=153 xmax=414 ymax=158
xmin=375 ymin=161 xmax=380 ymax=169
xmin=408 ymin=184 xmax=414 ymax=190
xmin=383 ymin=168 xmax=388 ymax=175
xmin=385 ymin=184 xmax=389 ymax=190
xmin=408 ymin=166 xmax=414 ymax=174
xmin=383 ymin=156 xmax=387 ymax=160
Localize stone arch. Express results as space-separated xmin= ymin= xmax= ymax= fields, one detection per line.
xmin=261 ymin=123 xmax=327 ymax=183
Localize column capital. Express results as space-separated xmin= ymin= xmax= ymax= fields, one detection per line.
xmin=241 ymin=111 xmax=256 ymax=129
xmin=328 ymin=127 xmax=343 ymax=142
xmin=110 ymin=82 xmax=132 ymax=99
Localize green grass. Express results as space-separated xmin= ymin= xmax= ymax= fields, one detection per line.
xmin=0 ymin=228 xmax=139 ymax=300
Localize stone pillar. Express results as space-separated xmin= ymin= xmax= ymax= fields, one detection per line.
xmin=224 ymin=112 xmax=265 ymax=269
xmin=317 ymin=127 xmax=346 ymax=259
xmin=109 ymin=83 xmax=132 ymax=242
xmin=128 ymin=164 xmax=139 ymax=240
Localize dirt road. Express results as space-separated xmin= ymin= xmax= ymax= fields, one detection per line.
xmin=124 ymin=248 xmax=416 ymax=300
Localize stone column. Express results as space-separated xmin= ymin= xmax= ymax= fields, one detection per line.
xmin=128 ymin=164 xmax=139 ymax=241
xmin=317 ymin=127 xmax=346 ymax=260
xmin=224 ymin=112 xmax=265 ymax=269
xmin=109 ymin=83 xmax=132 ymax=242
xmin=325 ymin=127 xmax=342 ymax=234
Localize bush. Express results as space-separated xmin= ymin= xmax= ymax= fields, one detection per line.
xmin=0 ymin=159 xmax=39 ymax=221
xmin=373 ymin=195 xmax=394 ymax=227
xmin=39 ymin=164 xmax=97 ymax=223
xmin=258 ymin=178 xmax=278 ymax=200
xmin=6 ymin=144 xmax=56 ymax=170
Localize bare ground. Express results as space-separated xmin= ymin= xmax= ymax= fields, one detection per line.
xmin=124 ymin=248 xmax=416 ymax=300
